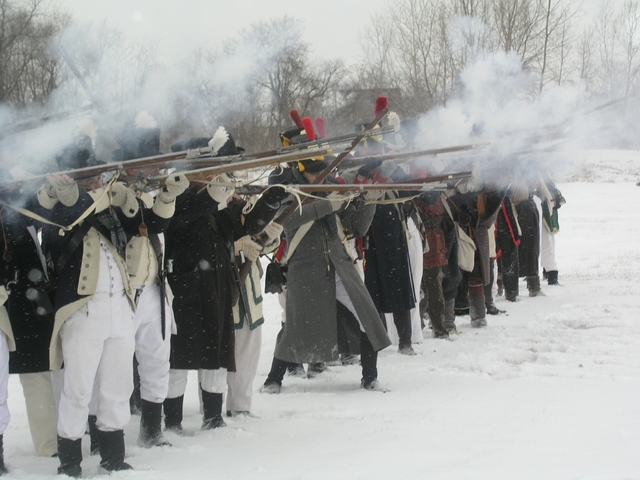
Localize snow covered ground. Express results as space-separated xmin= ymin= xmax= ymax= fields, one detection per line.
xmin=3 ymin=150 xmax=640 ymax=479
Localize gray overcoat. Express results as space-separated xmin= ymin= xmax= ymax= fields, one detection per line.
xmin=274 ymin=198 xmax=391 ymax=364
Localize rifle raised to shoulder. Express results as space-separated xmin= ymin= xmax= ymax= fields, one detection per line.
xmin=339 ymin=142 xmax=490 ymax=170
xmin=233 ymin=171 xmax=472 ymax=195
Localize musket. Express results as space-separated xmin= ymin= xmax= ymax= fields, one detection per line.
xmin=236 ymin=182 xmax=452 ymax=195
xmin=147 ymin=124 xmax=398 ymax=170
xmin=0 ymin=145 xmax=336 ymax=196
xmin=233 ymin=171 xmax=472 ymax=195
xmin=492 ymin=91 xmax=639 ymax=147
xmin=59 ymin=47 xmax=105 ymax=113
xmin=117 ymin=124 xmax=398 ymax=173
xmin=274 ymin=125 xmax=397 ymax=155
xmin=338 ymin=142 xmax=490 ymax=170
xmin=146 ymin=147 xmax=336 ymax=189
xmin=0 ymin=125 xmax=400 ymax=194
xmin=132 ymin=124 xmax=398 ymax=173
xmin=0 ymin=105 xmax=94 ymax=140
xmin=0 ymin=149 xmax=207 ymax=195
xmin=278 ymin=108 xmax=391 ymax=219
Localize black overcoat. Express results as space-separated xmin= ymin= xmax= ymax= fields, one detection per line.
xmin=166 ymin=191 xmax=279 ymax=371
xmin=1 ymin=196 xmax=54 ymax=374
xmin=364 ymin=201 xmax=415 ymax=314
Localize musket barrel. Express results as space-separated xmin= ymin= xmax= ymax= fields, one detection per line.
xmin=150 ymin=147 xmax=336 ymax=187
xmin=276 ymin=125 xmax=397 ymax=154
xmin=339 ymin=143 xmax=489 ymax=169
xmin=233 ymin=171 xmax=472 ymax=195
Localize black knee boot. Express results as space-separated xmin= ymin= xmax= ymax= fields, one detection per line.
xmin=88 ymin=414 xmax=100 ymax=455
xmin=262 ymin=357 xmax=289 ymax=393
xmin=201 ymin=388 xmax=226 ymax=430
xmin=360 ymin=332 xmax=378 ymax=385
xmin=138 ymin=400 xmax=171 ymax=447
xmin=360 ymin=332 xmax=387 ymax=391
xmin=97 ymin=430 xmax=132 ymax=472
xmin=163 ymin=395 xmax=184 ymax=435
xmin=57 ymin=436 xmax=82 ymax=477
xmin=394 ymin=310 xmax=415 ymax=355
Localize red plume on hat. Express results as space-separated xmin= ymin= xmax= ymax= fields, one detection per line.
xmin=374 ymin=96 xmax=388 ymax=116
xmin=289 ymin=109 xmax=303 ymax=128
xmin=314 ymin=118 xmax=326 ymax=139
xmin=301 ymin=117 xmax=315 ymax=141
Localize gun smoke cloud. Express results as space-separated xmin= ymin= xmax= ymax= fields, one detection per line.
xmin=2 ymin=13 xmax=639 ymax=188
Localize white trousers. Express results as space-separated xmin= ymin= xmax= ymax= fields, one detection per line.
xmin=0 ymin=332 xmax=9 ymax=436
xmin=57 ymin=292 xmax=135 ymax=440
xmin=133 ymin=284 xmax=172 ymax=403
xmin=226 ymin=325 xmax=261 ymax=413
xmin=386 ymin=218 xmax=424 ymax=345
xmin=167 ymin=368 xmax=228 ymax=398
xmin=19 ymin=371 xmax=61 ymax=456
xmin=540 ymin=226 xmax=558 ymax=271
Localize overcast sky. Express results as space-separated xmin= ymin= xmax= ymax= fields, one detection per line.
xmin=55 ymin=0 xmax=391 ymax=64
xmin=55 ymin=0 xmax=603 ymax=67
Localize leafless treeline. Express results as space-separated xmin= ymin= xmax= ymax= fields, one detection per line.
xmin=2 ymin=0 xmax=640 ymax=155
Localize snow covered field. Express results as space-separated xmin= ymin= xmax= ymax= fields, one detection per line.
xmin=3 ymin=150 xmax=640 ymax=479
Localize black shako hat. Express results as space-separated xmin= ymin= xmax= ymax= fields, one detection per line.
xmin=55 ymin=135 xmax=100 ymax=170
xmin=112 ymin=111 xmax=161 ymax=162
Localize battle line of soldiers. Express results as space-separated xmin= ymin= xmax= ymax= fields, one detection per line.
xmin=0 ymin=96 xmax=566 ymax=477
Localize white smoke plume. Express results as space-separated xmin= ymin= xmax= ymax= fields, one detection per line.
xmin=407 ymin=44 xmax=640 ymax=188
xmin=0 ymin=17 xmax=285 ymax=175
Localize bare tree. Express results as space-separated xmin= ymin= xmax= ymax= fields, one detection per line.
xmin=0 ymin=0 xmax=66 ymax=107
xmin=490 ymin=0 xmax=545 ymax=68
xmin=586 ymin=0 xmax=640 ymax=96
xmin=231 ymin=17 xmax=345 ymax=148
xmin=576 ymin=26 xmax=595 ymax=88
xmin=536 ymin=0 xmax=577 ymax=91
xmin=618 ymin=0 xmax=640 ymax=93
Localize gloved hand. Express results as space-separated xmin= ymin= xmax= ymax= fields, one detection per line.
xmin=158 ymin=173 xmax=190 ymax=202
xmin=47 ymin=175 xmax=79 ymax=207
xmin=327 ymin=192 xmax=346 ymax=212
xmin=363 ymin=189 xmax=385 ymax=202
xmin=207 ymin=173 xmax=235 ymax=206
xmin=377 ymin=160 xmax=397 ymax=179
xmin=262 ymin=186 xmax=289 ymax=208
xmin=110 ymin=182 xmax=139 ymax=217
xmin=357 ymin=158 xmax=383 ymax=178
xmin=262 ymin=221 xmax=283 ymax=242
xmin=234 ymin=236 xmax=262 ymax=262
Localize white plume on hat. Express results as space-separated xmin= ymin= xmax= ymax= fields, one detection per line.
xmin=208 ymin=126 xmax=229 ymax=154
xmin=76 ymin=117 xmax=97 ymax=142
xmin=135 ymin=110 xmax=158 ymax=129
xmin=386 ymin=111 xmax=401 ymax=131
